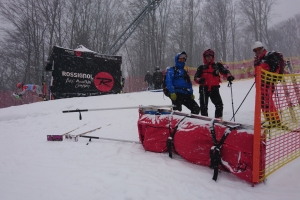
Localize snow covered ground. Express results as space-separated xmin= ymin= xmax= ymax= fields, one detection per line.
xmin=0 ymin=78 xmax=300 ymax=200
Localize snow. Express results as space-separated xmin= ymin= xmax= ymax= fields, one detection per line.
xmin=74 ymin=45 xmax=96 ymax=53
xmin=0 ymin=78 xmax=300 ymax=200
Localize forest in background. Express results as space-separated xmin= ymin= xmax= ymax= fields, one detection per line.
xmin=0 ymin=0 xmax=299 ymax=91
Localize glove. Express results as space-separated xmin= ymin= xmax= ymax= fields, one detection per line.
xmin=196 ymin=78 xmax=205 ymax=84
xmin=170 ymin=93 xmax=177 ymax=101
xmin=227 ymin=76 xmax=235 ymax=82
xmin=191 ymin=94 xmax=195 ymax=100
xmin=213 ymin=69 xmax=220 ymax=76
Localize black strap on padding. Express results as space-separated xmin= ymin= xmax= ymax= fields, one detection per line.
xmin=209 ymin=121 xmax=239 ymax=181
xmin=167 ymin=116 xmax=187 ymax=158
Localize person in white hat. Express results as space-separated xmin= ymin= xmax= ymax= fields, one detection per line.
xmin=252 ymin=41 xmax=287 ymax=130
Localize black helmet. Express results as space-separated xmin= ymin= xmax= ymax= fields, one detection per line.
xmin=203 ymin=49 xmax=214 ymax=57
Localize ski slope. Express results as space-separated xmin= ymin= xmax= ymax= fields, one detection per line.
xmin=0 ymin=78 xmax=299 ymax=200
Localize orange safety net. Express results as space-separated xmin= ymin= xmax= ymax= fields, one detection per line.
xmin=123 ymin=56 xmax=300 ymax=93
xmin=255 ymin=68 xmax=300 ymax=182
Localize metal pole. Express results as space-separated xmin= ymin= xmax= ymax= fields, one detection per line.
xmin=228 ymin=81 xmax=235 ymax=121
xmin=230 ymin=82 xmax=255 ymax=121
xmin=63 ymin=105 xmax=174 ymax=120
xmin=62 ymin=105 xmax=174 ymax=113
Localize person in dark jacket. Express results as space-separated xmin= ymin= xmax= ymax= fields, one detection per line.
xmin=194 ymin=49 xmax=234 ymax=119
xmin=144 ymin=71 xmax=153 ymax=90
xmin=252 ymin=41 xmax=288 ymax=130
xmin=166 ymin=52 xmax=200 ymax=114
xmin=152 ymin=66 xmax=163 ymax=89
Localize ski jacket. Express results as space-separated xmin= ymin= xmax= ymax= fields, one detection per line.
xmin=254 ymin=49 xmax=281 ymax=74
xmin=194 ymin=51 xmax=231 ymax=91
xmin=144 ymin=73 xmax=153 ymax=84
xmin=153 ymin=70 xmax=163 ymax=84
xmin=19 ymin=84 xmax=42 ymax=95
xmin=165 ymin=53 xmax=193 ymax=95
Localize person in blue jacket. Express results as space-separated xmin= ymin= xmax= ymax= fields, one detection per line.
xmin=165 ymin=52 xmax=200 ymax=114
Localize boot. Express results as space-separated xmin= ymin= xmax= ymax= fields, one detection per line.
xmin=263 ymin=120 xmax=289 ymax=131
xmin=271 ymin=121 xmax=289 ymax=130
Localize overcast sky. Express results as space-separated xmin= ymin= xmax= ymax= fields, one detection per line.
xmin=0 ymin=0 xmax=299 ymax=35
xmin=272 ymin=0 xmax=300 ymax=24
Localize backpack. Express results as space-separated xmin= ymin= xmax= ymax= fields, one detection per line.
xmin=264 ymin=51 xmax=286 ymax=74
xmin=163 ymin=67 xmax=176 ymax=96
xmin=162 ymin=67 xmax=190 ymax=96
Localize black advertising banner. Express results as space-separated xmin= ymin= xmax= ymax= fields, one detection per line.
xmin=45 ymin=46 xmax=122 ymax=99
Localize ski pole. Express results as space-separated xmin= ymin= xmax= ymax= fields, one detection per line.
xmin=228 ymin=81 xmax=235 ymax=122
xmin=62 ymin=105 xmax=174 ymax=120
xmin=230 ymin=82 xmax=255 ymax=121
xmin=274 ymin=85 xmax=283 ymax=120
xmin=202 ymin=85 xmax=206 ymax=111
xmin=80 ymin=135 xmax=141 ymax=145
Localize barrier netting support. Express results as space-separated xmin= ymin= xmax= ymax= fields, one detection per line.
xmin=252 ymin=66 xmax=300 ymax=184
xmin=0 ymin=91 xmax=41 ymax=108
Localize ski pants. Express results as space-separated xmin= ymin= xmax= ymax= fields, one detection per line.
xmin=199 ymin=85 xmax=223 ymax=118
xmin=170 ymin=92 xmax=200 ymax=114
xmin=154 ymin=82 xmax=162 ymax=89
xmin=261 ymin=82 xmax=280 ymax=122
xmin=147 ymin=82 xmax=153 ymax=90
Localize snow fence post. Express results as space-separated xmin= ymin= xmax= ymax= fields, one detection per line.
xmin=252 ymin=65 xmax=262 ymax=185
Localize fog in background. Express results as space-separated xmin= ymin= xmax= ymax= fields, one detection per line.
xmin=0 ymin=0 xmax=299 ymax=92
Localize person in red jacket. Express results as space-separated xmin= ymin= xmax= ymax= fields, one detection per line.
xmin=14 ymin=82 xmax=46 ymax=100
xmin=252 ymin=41 xmax=288 ymax=130
xmin=194 ymin=49 xmax=234 ymax=119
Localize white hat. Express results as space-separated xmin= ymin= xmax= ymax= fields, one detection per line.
xmin=252 ymin=41 xmax=264 ymax=50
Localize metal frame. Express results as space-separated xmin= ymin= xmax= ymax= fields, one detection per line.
xmin=105 ymin=0 xmax=163 ymax=55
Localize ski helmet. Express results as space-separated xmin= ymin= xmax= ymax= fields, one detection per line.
xmin=203 ymin=49 xmax=214 ymax=57
xmin=178 ymin=52 xmax=187 ymax=59
xmin=17 ymin=82 xmax=22 ymax=89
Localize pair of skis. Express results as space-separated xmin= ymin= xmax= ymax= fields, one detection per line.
xmin=12 ymin=92 xmax=47 ymax=102
xmin=47 ymin=124 xmax=101 ymax=141
xmin=65 ymin=126 xmax=102 ymax=142
xmin=47 ymin=125 xmax=140 ymax=144
xmin=12 ymin=92 xmax=22 ymax=100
